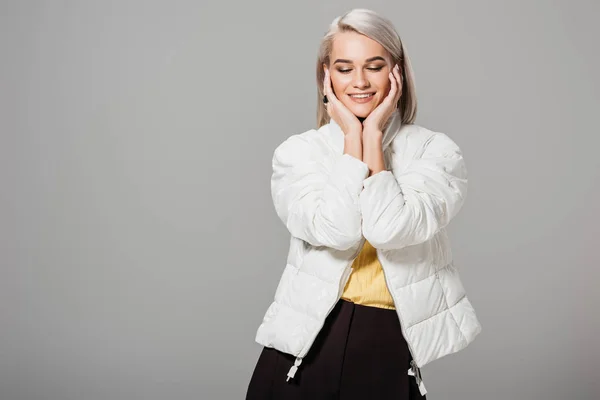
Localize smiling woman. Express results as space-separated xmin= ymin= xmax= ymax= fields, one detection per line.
xmin=315 ymin=10 xmax=417 ymax=131
xmin=246 ymin=7 xmax=481 ymax=400
xmin=328 ymin=36 xmax=393 ymax=114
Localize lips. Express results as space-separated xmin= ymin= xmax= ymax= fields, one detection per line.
xmin=348 ymin=93 xmax=375 ymax=98
xmin=348 ymin=92 xmax=376 ymax=104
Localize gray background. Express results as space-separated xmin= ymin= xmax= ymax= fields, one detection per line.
xmin=1 ymin=1 xmax=598 ymax=399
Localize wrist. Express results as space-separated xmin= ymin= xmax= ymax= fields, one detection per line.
xmin=344 ymin=131 xmax=362 ymax=143
xmin=363 ymin=128 xmax=383 ymax=136
xmin=362 ymin=130 xmax=383 ymax=146
xmin=344 ymin=133 xmax=363 ymax=160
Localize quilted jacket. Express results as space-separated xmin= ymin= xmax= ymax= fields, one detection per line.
xmin=254 ymin=110 xmax=482 ymax=395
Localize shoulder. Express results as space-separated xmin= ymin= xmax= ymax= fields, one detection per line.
xmin=272 ymin=127 xmax=330 ymax=166
xmin=391 ymin=123 xmax=463 ymax=158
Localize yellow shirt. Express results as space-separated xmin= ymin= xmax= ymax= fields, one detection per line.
xmin=341 ymin=239 xmax=396 ymax=310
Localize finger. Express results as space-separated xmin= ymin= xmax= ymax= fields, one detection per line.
xmin=323 ymin=69 xmax=331 ymax=97
xmin=385 ymin=71 xmax=398 ymax=106
xmin=324 ymin=69 xmax=341 ymax=105
xmin=322 ymin=71 xmax=332 ymax=113
xmin=387 ymin=68 xmax=399 ymax=109
xmin=393 ymin=66 xmax=402 ymax=102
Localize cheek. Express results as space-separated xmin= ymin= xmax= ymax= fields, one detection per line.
xmin=331 ymin=77 xmax=356 ymax=108
xmin=330 ymin=76 xmax=347 ymax=96
xmin=378 ymin=75 xmax=392 ymax=95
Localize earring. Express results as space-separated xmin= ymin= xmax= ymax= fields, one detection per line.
xmin=322 ymin=95 xmax=328 ymax=105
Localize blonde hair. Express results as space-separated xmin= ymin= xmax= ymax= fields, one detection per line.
xmin=316 ymin=8 xmax=417 ymax=128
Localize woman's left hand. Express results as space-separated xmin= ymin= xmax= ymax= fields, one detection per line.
xmin=362 ymin=64 xmax=402 ymax=135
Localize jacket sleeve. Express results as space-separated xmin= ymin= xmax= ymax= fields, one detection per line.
xmin=359 ymin=131 xmax=468 ymax=250
xmin=271 ymin=132 xmax=370 ymax=251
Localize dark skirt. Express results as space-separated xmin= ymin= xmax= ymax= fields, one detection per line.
xmin=246 ymin=298 xmax=427 ymax=399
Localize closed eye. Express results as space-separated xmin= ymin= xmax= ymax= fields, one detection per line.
xmin=338 ymin=67 xmax=384 ymax=74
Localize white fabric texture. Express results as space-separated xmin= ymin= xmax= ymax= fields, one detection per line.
xmin=255 ymin=110 xmax=482 ymax=376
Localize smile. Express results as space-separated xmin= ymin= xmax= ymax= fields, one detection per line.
xmin=348 ymin=93 xmax=375 ymax=103
xmin=348 ymin=93 xmax=375 ymax=98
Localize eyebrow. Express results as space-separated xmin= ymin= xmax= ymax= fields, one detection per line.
xmin=333 ymin=56 xmax=386 ymax=64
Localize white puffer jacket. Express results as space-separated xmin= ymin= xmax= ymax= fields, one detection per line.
xmin=254 ymin=111 xmax=482 ymax=395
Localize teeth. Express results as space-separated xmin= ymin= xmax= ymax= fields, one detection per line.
xmin=350 ymin=93 xmax=374 ymax=98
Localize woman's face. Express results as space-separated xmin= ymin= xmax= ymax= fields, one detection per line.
xmin=324 ymin=31 xmax=394 ymax=118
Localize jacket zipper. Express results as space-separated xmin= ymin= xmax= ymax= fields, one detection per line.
xmin=379 ymin=248 xmax=428 ymax=396
xmin=286 ymin=238 xmax=427 ymax=396
xmin=286 ymin=237 xmax=365 ymax=382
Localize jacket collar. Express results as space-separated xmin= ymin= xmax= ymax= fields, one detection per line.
xmin=325 ymin=109 xmax=403 ymax=154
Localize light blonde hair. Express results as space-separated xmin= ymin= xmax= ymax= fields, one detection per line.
xmin=316 ymin=8 xmax=417 ymax=128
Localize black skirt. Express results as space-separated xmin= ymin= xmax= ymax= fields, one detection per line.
xmin=246 ymin=298 xmax=427 ymax=399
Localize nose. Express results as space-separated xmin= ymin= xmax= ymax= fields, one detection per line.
xmin=352 ymin=69 xmax=370 ymax=89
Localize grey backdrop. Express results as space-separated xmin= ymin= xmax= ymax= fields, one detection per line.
xmin=1 ymin=1 xmax=598 ymax=399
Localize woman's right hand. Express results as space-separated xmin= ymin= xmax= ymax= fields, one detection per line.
xmin=323 ymin=69 xmax=363 ymax=137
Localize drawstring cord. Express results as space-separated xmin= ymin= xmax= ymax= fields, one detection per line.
xmin=286 ymin=357 xmax=303 ymax=382
xmin=408 ymin=360 xmax=428 ymax=396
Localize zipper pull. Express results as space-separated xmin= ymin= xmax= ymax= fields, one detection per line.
xmin=408 ymin=360 xmax=428 ymax=396
xmin=286 ymin=357 xmax=303 ymax=382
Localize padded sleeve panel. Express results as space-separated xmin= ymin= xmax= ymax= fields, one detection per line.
xmin=271 ymin=132 xmax=370 ymax=251
xmin=360 ymin=131 xmax=467 ymax=250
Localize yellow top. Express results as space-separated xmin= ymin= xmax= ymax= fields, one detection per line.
xmin=341 ymin=239 xmax=396 ymax=310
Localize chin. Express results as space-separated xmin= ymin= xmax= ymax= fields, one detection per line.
xmin=348 ymin=106 xmax=372 ymax=119
xmin=343 ymin=100 xmax=379 ymax=119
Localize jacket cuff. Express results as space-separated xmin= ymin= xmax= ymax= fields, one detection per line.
xmin=336 ymin=153 xmax=370 ymax=184
xmin=363 ymin=169 xmax=393 ymax=187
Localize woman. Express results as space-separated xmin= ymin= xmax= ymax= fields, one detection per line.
xmin=246 ymin=8 xmax=482 ymax=400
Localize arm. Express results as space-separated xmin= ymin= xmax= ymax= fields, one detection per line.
xmin=362 ymin=130 xmax=386 ymax=177
xmin=359 ymin=131 xmax=468 ymax=250
xmin=271 ymin=131 xmax=370 ymax=251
